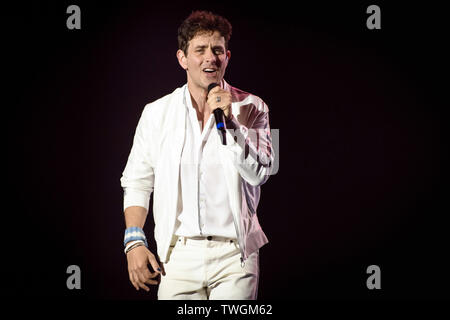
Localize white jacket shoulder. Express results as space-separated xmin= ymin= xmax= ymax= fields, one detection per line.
xmin=228 ymin=84 xmax=269 ymax=113
xmin=141 ymin=86 xmax=183 ymax=119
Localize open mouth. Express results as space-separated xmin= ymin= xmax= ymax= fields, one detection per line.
xmin=203 ymin=68 xmax=217 ymax=74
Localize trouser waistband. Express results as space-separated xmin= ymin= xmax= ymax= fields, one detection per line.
xmin=176 ymin=235 xmax=238 ymax=246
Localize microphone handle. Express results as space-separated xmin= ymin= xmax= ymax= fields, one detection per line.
xmin=207 ymin=83 xmax=226 ymax=144
xmin=213 ymin=108 xmax=225 ymax=130
xmin=213 ymin=108 xmax=226 ymax=145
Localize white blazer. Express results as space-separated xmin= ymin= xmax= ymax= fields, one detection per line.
xmin=121 ymin=80 xmax=274 ymax=263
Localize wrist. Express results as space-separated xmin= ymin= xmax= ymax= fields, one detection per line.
xmin=124 ymin=240 xmax=145 ymax=255
xmin=124 ymin=226 xmax=148 ymax=247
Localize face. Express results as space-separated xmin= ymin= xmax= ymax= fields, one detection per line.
xmin=177 ymin=30 xmax=231 ymax=91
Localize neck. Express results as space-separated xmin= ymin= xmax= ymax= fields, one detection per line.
xmin=187 ymin=81 xmax=208 ymax=113
xmin=187 ymin=78 xmax=223 ymax=115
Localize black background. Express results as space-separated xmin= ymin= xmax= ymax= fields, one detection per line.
xmin=1 ymin=0 xmax=447 ymax=302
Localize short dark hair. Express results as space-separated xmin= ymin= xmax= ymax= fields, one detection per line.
xmin=178 ymin=10 xmax=232 ymax=55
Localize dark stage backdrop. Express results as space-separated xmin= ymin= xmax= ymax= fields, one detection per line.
xmin=1 ymin=0 xmax=447 ymax=302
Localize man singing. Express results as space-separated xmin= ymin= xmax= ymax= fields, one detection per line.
xmin=120 ymin=10 xmax=274 ymax=300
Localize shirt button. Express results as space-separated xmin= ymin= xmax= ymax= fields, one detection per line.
xmin=207 ymin=236 xmax=212 ymax=241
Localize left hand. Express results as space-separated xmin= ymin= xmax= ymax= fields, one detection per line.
xmin=207 ymin=86 xmax=232 ymax=120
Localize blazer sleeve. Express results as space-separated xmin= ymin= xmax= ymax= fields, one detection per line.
xmin=221 ymin=102 xmax=274 ymax=187
xmin=120 ymin=106 xmax=155 ymax=211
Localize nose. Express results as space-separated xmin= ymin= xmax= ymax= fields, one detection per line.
xmin=204 ymin=47 xmax=217 ymax=64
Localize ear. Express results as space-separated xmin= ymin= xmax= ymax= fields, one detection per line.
xmin=223 ymin=50 xmax=231 ymax=68
xmin=176 ymin=49 xmax=188 ymax=70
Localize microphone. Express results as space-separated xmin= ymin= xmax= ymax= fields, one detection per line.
xmin=207 ymin=83 xmax=225 ymax=131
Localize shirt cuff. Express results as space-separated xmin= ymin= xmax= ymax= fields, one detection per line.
xmin=123 ymin=188 xmax=150 ymax=211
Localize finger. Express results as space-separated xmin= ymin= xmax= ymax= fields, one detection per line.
xmin=136 ymin=272 xmax=150 ymax=292
xmin=206 ymin=95 xmax=218 ymax=107
xmin=138 ymin=281 xmax=150 ymax=292
xmin=208 ymin=91 xmax=230 ymax=105
xmin=145 ymin=266 xmax=161 ymax=279
xmin=137 ymin=271 xmax=150 ymax=285
xmin=147 ymin=253 xmax=163 ymax=275
xmin=160 ymin=263 xmax=167 ymax=276
xmin=141 ymin=268 xmax=160 ymax=285
xmin=129 ymin=272 xmax=140 ymax=290
xmin=208 ymin=86 xmax=221 ymax=96
xmin=144 ymin=278 xmax=159 ymax=285
xmin=208 ymin=98 xmax=226 ymax=113
xmin=210 ymin=89 xmax=228 ymax=100
xmin=128 ymin=272 xmax=137 ymax=290
xmin=142 ymin=268 xmax=158 ymax=280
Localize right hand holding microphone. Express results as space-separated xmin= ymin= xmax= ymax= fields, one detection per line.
xmin=206 ymin=84 xmax=232 ymax=120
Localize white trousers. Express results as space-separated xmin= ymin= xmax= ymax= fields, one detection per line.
xmin=157 ymin=236 xmax=259 ymax=300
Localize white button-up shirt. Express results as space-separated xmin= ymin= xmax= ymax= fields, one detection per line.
xmin=174 ymin=86 xmax=237 ymax=239
xmin=120 ymin=81 xmax=273 ymax=262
